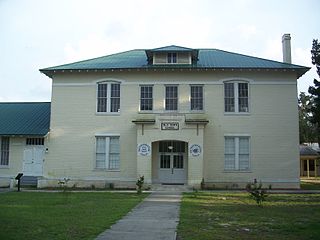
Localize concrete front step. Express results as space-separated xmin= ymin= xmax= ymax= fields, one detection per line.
xmin=20 ymin=176 xmax=38 ymax=186
xmin=151 ymin=184 xmax=192 ymax=192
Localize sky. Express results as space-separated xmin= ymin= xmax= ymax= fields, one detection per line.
xmin=0 ymin=0 xmax=319 ymax=102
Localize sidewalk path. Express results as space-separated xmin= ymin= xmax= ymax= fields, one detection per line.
xmin=96 ymin=191 xmax=182 ymax=240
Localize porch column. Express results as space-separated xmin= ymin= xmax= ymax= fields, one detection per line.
xmin=315 ymin=159 xmax=317 ymax=178
xmin=307 ymin=159 xmax=310 ymax=178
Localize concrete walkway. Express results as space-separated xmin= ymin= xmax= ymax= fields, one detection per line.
xmin=96 ymin=191 xmax=182 ymax=240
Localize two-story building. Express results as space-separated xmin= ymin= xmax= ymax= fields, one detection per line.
xmin=0 ymin=34 xmax=310 ymax=189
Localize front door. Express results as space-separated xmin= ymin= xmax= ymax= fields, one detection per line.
xmin=158 ymin=141 xmax=187 ymax=184
xmin=23 ymin=146 xmax=44 ymax=176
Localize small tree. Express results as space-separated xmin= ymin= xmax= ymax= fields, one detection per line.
xmin=136 ymin=175 xmax=144 ymax=194
xmin=246 ymin=179 xmax=268 ymax=207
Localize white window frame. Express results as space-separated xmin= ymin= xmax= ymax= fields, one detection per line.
xmin=139 ymin=85 xmax=153 ymax=112
xmin=164 ymin=85 xmax=178 ymax=111
xmin=224 ymin=135 xmax=250 ymax=171
xmin=95 ymin=135 xmax=120 ymax=171
xmin=96 ymin=82 xmax=121 ymax=114
xmin=0 ymin=137 xmax=9 ymax=167
xmin=224 ymin=81 xmax=250 ymax=114
xmin=190 ymin=85 xmax=204 ymax=111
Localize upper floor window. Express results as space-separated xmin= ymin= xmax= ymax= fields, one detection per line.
xmin=97 ymin=82 xmax=120 ymax=113
xmin=140 ymin=85 xmax=153 ymax=111
xmin=224 ymin=82 xmax=249 ymax=113
xmin=167 ymin=53 xmax=177 ymax=63
xmin=165 ymin=85 xmax=178 ymax=111
xmin=225 ymin=136 xmax=250 ymax=171
xmin=190 ymin=85 xmax=203 ymax=111
xmin=0 ymin=137 xmax=9 ymax=166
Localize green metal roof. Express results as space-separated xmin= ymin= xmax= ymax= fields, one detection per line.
xmin=0 ymin=102 xmax=50 ymax=136
xmin=40 ymin=46 xmax=310 ymax=78
xmin=150 ymin=45 xmax=195 ymax=52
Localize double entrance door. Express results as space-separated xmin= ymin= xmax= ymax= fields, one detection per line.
xmin=158 ymin=141 xmax=187 ymax=184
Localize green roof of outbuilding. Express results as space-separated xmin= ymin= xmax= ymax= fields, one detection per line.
xmin=40 ymin=46 xmax=310 ymax=78
xmin=0 ymin=102 xmax=50 ymax=136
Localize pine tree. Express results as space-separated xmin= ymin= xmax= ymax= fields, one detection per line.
xmin=308 ymin=39 xmax=320 ymax=145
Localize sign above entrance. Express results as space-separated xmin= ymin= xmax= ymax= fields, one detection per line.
xmin=161 ymin=122 xmax=179 ymax=130
xmin=190 ymin=144 xmax=202 ymax=156
xmin=138 ymin=144 xmax=151 ymax=156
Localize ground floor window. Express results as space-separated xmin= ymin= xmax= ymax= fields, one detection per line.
xmin=0 ymin=137 xmax=9 ymax=166
xmin=96 ymin=136 xmax=120 ymax=170
xmin=224 ymin=136 xmax=250 ymax=171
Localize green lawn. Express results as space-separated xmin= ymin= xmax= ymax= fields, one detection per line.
xmin=178 ymin=192 xmax=320 ymax=240
xmin=0 ymin=191 xmax=146 ymax=240
xmin=300 ymin=180 xmax=320 ymax=190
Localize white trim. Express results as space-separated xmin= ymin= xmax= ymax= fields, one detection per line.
xmin=223 ymin=81 xmax=250 ymax=114
xmin=189 ymin=84 xmax=204 ymax=111
xmin=95 ymin=133 xmax=120 ymax=137
xmin=224 ymin=133 xmax=251 ymax=137
xmin=52 ymin=80 xmax=296 ymax=87
xmin=224 ymin=136 xmax=251 ymax=171
xmin=96 ymin=82 xmax=121 ymax=114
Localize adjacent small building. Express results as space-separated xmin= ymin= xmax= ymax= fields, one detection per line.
xmin=0 ymin=102 xmax=50 ymax=186
xmin=0 ymin=34 xmax=311 ymax=189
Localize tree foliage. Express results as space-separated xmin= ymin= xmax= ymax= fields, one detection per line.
xmin=308 ymin=39 xmax=320 ymax=145
xmin=299 ymin=39 xmax=320 ymax=145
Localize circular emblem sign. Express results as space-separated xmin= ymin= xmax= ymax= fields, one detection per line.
xmin=190 ymin=144 xmax=201 ymax=156
xmin=138 ymin=144 xmax=151 ymax=156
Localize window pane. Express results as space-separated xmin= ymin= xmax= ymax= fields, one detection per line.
xmin=140 ymin=85 xmax=153 ymax=111
xmin=224 ymin=83 xmax=235 ymax=112
xmin=239 ymin=137 xmax=249 ymax=154
xmin=109 ymin=137 xmax=120 ymax=169
xmin=191 ymin=86 xmax=203 ymax=110
xmin=239 ymin=154 xmax=249 ymax=170
xmin=96 ymin=137 xmax=106 ymax=168
xmin=0 ymin=137 xmax=9 ymax=166
xmin=110 ymin=84 xmax=120 ymax=112
xmin=160 ymin=155 xmax=171 ymax=168
xmin=238 ymin=83 xmax=248 ymax=112
xmin=225 ymin=137 xmax=235 ymax=154
xmin=173 ymin=155 xmax=183 ymax=169
xmin=97 ymin=83 xmax=108 ymax=112
xmin=165 ymin=86 xmax=178 ymax=110
xmin=225 ymin=137 xmax=235 ymax=170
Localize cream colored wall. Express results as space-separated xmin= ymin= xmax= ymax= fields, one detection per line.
xmin=46 ymin=70 xmax=300 ymax=188
xmin=0 ymin=137 xmax=49 ymax=187
xmin=0 ymin=137 xmax=24 ymax=186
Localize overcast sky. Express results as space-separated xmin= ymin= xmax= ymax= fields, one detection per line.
xmin=0 ymin=0 xmax=319 ymax=102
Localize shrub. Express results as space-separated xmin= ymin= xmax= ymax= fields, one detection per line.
xmin=246 ymin=179 xmax=268 ymax=206
xmin=136 ymin=176 xmax=144 ymax=194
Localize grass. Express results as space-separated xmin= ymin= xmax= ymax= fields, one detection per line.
xmin=300 ymin=180 xmax=320 ymax=190
xmin=0 ymin=191 xmax=147 ymax=240
xmin=178 ymin=192 xmax=320 ymax=240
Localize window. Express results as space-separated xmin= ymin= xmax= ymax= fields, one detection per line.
xmin=224 ymin=82 xmax=249 ymax=113
xmin=0 ymin=137 xmax=9 ymax=166
xmin=96 ymin=136 xmax=120 ymax=170
xmin=165 ymin=85 xmax=178 ymax=111
xmin=97 ymin=82 xmax=120 ymax=113
xmin=190 ymin=85 xmax=203 ymax=111
xmin=26 ymin=138 xmax=44 ymax=145
xmin=167 ymin=53 xmax=177 ymax=63
xmin=140 ymin=85 xmax=153 ymax=111
xmin=224 ymin=136 xmax=250 ymax=171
